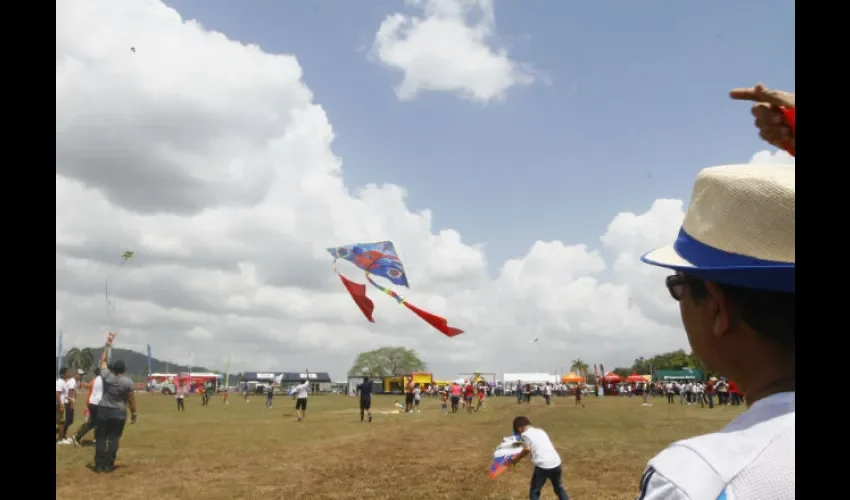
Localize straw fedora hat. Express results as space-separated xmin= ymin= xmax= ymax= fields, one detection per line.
xmin=642 ymin=163 xmax=794 ymax=292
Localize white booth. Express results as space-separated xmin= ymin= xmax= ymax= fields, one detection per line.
xmin=502 ymin=373 xmax=558 ymax=394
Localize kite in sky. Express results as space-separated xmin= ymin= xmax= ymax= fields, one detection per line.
xmin=328 ymin=241 xmax=463 ymax=338
xmin=529 ymin=337 xmax=539 ymax=344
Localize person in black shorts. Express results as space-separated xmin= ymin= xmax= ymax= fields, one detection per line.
xmin=356 ymin=376 xmax=373 ymax=423
xmin=293 ymin=379 xmax=310 ymax=422
xmin=404 ymin=376 xmax=415 ymax=412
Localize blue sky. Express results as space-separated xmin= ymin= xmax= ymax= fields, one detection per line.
xmin=165 ymin=0 xmax=795 ymax=272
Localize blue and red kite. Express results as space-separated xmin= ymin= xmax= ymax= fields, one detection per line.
xmin=327 ymin=241 xmax=463 ymax=338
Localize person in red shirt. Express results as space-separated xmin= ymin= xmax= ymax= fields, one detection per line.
xmin=463 ymin=382 xmax=475 ymax=414
xmin=728 ymin=381 xmax=742 ymax=406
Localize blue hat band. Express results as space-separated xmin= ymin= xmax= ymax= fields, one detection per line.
xmin=673 ymin=229 xmax=794 ymax=293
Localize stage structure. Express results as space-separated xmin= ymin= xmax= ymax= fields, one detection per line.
xmin=458 ymin=372 xmax=497 ymax=384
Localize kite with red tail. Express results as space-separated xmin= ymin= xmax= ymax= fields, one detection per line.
xmin=328 ymin=241 xmax=464 ymax=338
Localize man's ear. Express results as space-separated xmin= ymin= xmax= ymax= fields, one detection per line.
xmin=705 ymin=281 xmax=733 ymax=337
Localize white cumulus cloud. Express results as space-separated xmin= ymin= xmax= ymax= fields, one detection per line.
xmin=56 ymin=0 xmax=784 ymax=380
xmin=371 ymin=0 xmax=535 ymax=102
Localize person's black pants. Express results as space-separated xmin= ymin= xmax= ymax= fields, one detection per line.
xmin=74 ymin=404 xmax=99 ymax=440
xmin=530 ymin=465 xmax=569 ymax=500
xmin=94 ymin=407 xmax=126 ymax=470
xmin=177 ymin=398 xmax=185 ymax=411
xmin=65 ymin=407 xmax=75 ymax=429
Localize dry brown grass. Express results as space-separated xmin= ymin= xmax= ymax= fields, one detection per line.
xmin=56 ymin=393 xmax=744 ymax=500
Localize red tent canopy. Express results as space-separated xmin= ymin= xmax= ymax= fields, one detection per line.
xmin=601 ymin=372 xmax=622 ymax=383
xmin=625 ymin=373 xmax=646 ymax=383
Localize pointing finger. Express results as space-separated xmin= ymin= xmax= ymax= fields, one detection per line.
xmin=730 ymin=83 xmax=766 ymax=101
xmin=730 ymin=84 xmax=794 ymax=107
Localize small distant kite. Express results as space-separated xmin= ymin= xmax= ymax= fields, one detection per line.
xmin=489 ymin=435 xmax=524 ymax=479
xmin=130 ymin=47 xmax=136 ymax=53
xmin=328 ymin=241 xmax=463 ymax=337
xmin=529 ymin=337 xmax=539 ymax=344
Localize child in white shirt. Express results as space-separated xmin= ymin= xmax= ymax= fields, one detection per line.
xmin=512 ymin=416 xmax=570 ymax=500
xmin=412 ymin=384 xmax=422 ymax=412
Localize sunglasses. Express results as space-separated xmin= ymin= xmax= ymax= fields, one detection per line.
xmin=665 ymin=274 xmax=701 ymax=301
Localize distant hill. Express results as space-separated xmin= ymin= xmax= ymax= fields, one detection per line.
xmin=56 ymin=347 xmax=216 ymax=379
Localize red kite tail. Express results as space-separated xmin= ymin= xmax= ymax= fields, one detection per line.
xmin=403 ymin=301 xmax=464 ymax=337
xmin=338 ymin=274 xmax=375 ymax=323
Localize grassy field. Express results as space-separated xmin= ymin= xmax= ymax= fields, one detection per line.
xmin=56 ymin=392 xmax=744 ymax=500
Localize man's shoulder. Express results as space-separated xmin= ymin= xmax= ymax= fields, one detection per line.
xmin=646 ymin=413 xmax=795 ymax=499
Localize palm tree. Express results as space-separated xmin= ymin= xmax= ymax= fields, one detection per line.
xmin=570 ymin=358 xmax=589 ymax=374
xmin=64 ymin=347 xmax=95 ymax=373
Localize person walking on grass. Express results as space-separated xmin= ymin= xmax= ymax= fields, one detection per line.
xmin=61 ymin=369 xmax=80 ymax=443
xmin=72 ymin=367 xmax=103 ymax=446
xmin=511 ymin=416 xmax=570 ymax=500
xmin=413 ymin=383 xmax=422 ymax=413
xmin=176 ymin=381 xmax=186 ymax=412
xmin=91 ymin=334 xmax=137 ymax=473
xmin=439 ymin=385 xmax=448 ymax=415
xmin=356 ymin=375 xmax=373 ymax=423
xmin=56 ymin=367 xmax=71 ymax=444
xmin=463 ymin=381 xmax=475 ymax=414
xmin=265 ymin=384 xmax=274 ymax=409
xmin=293 ymin=378 xmax=310 ymax=422
xmin=635 ymin=83 xmax=794 ymax=500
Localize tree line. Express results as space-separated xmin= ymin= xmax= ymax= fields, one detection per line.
xmin=611 ymin=349 xmax=706 ymax=378
xmin=347 ymin=347 xmax=708 ymax=382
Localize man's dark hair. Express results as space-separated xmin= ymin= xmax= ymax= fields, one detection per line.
xmin=93 ymin=368 xmax=101 ymax=376
xmin=688 ymin=276 xmax=795 ymax=351
xmin=112 ymin=360 xmax=126 ymax=374
xmin=59 ymin=367 xmax=69 ymax=377
xmin=512 ymin=416 xmax=531 ymax=434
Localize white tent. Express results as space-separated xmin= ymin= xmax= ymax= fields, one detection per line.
xmin=502 ymin=373 xmax=557 ymax=387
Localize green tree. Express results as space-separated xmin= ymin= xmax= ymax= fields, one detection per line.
xmin=64 ymin=347 xmax=95 ymax=373
xmin=612 ymin=367 xmax=630 ymax=378
xmin=348 ymin=347 xmax=427 ymax=377
xmin=569 ymin=358 xmax=589 ymax=374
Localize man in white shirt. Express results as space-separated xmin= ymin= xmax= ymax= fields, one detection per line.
xmin=543 ymin=383 xmax=552 ymax=406
xmin=72 ymin=368 xmax=104 ymax=446
xmin=293 ymin=379 xmax=310 ymax=422
xmin=638 ymin=156 xmax=794 ymax=499
xmin=62 ymin=369 xmax=81 ymax=439
xmin=512 ymin=416 xmax=569 ymax=500
xmin=56 ymin=368 xmax=70 ymax=444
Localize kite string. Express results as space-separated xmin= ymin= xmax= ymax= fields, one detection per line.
xmin=104 ymin=258 xmax=129 ymax=361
